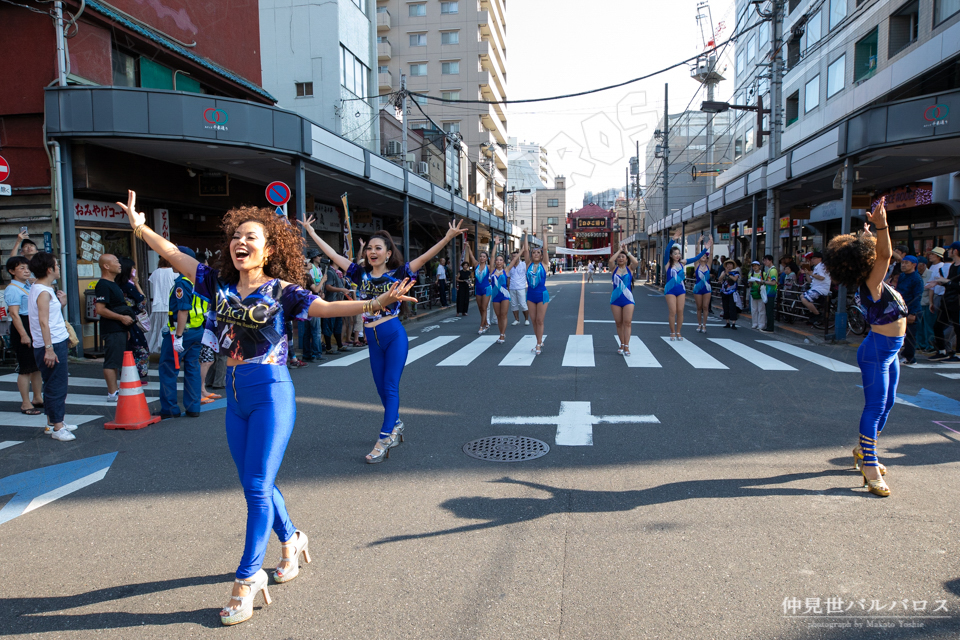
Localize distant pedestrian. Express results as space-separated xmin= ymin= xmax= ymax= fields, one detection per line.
xmin=822 ymin=197 xmax=904 ymax=497
xmin=800 ymin=252 xmax=831 ymax=325
xmin=917 ymin=256 xmax=935 ymax=352
xmin=895 ymin=255 xmax=923 ymax=365
xmin=748 ymin=261 xmax=765 ymax=330
xmin=5 ymin=257 xmax=43 ymax=415
xmin=586 ymin=260 xmax=595 ymax=283
xmin=719 ymin=259 xmax=740 ymax=329
xmin=761 ymin=254 xmax=778 ymax=333
xmin=147 ymin=257 xmax=175 ymax=353
xmin=456 ymin=261 xmax=471 ymax=316
xmin=436 ymin=257 xmax=449 ymax=307
xmin=930 ymin=242 xmax=960 ymax=362
xmin=118 ymin=257 xmax=150 ymax=380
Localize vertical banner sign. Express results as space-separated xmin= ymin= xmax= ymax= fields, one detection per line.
xmin=153 ymin=209 xmax=170 ymax=240
xmin=341 ymin=193 xmax=353 ymax=262
xmin=43 ymin=232 xmax=52 ymax=254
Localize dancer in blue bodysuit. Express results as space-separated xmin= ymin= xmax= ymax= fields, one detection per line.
xmin=522 ymin=231 xmax=550 ymax=355
xmin=490 ymin=239 xmax=519 ymax=344
xmin=663 ymin=228 xmax=712 ymax=341
xmin=303 ymin=216 xmax=464 ymax=463
xmin=822 ymin=197 xmax=903 ymax=498
xmin=119 ymin=192 xmax=414 ymax=626
xmin=607 ymin=248 xmax=639 ymax=355
xmin=692 ymin=252 xmax=713 ymax=333
xmin=464 ymin=243 xmax=492 ymax=334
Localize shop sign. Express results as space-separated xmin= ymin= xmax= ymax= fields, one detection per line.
xmin=780 ymin=230 xmax=790 ymax=238
xmin=872 ymin=183 xmax=932 ymax=211
xmin=310 ymin=202 xmax=381 ymax=234
xmin=792 ymin=227 xmax=801 ymax=237
xmin=203 ymin=108 xmax=229 ymax=132
xmin=576 ymin=218 xmax=607 ymax=229
xmin=923 ymin=104 xmax=949 ymax=128
xmin=74 ymin=199 xmax=129 ymax=225
xmin=779 ymin=216 xmax=790 ymax=230
xmin=717 ymin=224 xmax=730 ymax=233
xmin=153 ymin=209 xmax=170 ymax=240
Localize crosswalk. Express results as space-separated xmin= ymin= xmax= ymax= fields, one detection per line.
xmin=314 ymin=333 xmax=859 ymax=372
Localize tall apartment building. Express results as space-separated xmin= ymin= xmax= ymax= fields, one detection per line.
xmin=260 ymin=0 xmax=379 ymax=152
xmin=375 ymin=0 xmax=508 ymax=216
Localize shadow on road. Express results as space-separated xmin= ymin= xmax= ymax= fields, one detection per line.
xmin=369 ymin=471 xmax=853 ymax=545
xmin=0 ymin=572 xmax=233 ymax=634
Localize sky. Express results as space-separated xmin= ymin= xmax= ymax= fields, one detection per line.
xmin=508 ymin=0 xmax=739 ymax=209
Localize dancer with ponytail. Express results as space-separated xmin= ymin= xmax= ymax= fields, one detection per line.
xmin=464 ymin=242 xmax=491 ymax=334
xmin=663 ymin=229 xmax=712 ymax=340
xmin=490 ymin=238 xmax=519 ymax=344
xmin=302 ymin=216 xmax=464 ymax=463
xmin=119 ymin=191 xmax=414 ymax=625
xmin=608 ymin=248 xmax=638 ymax=355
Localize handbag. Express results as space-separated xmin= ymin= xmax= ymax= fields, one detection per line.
xmin=733 ymin=290 xmax=744 ymax=310
xmin=135 ymin=311 xmax=151 ymax=333
xmin=65 ymin=322 xmax=80 ymax=348
xmin=760 ymin=285 xmax=768 ymax=304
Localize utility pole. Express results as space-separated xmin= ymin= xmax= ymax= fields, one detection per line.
xmin=764 ymin=0 xmax=785 ymax=264
xmin=661 ymin=83 xmax=670 ymax=286
xmin=401 ymin=74 xmax=410 ymax=263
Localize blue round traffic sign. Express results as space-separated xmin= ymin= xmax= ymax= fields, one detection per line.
xmin=265 ymin=181 xmax=291 ymax=206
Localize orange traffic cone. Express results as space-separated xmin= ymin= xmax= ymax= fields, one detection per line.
xmin=105 ymin=351 xmax=162 ymax=430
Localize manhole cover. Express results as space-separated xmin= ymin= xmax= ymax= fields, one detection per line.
xmin=462 ymin=436 xmax=550 ymax=462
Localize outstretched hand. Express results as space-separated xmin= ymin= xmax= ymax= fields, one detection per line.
xmin=447 ymin=219 xmax=466 ymax=239
xmin=672 ymin=228 xmax=683 ymax=241
xmin=866 ymin=196 xmax=887 ymax=229
xmin=862 ymin=222 xmax=875 ymax=239
xmin=297 ymin=215 xmax=318 ymax=235
xmin=117 ymin=190 xmax=146 ymax=229
xmin=382 ymin=278 xmax=417 ymax=305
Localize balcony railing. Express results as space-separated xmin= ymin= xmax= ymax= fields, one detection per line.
xmin=377 ymin=41 xmax=392 ymax=60
xmin=378 ymin=70 xmax=393 ymax=91
xmin=376 ymin=10 xmax=391 ymax=31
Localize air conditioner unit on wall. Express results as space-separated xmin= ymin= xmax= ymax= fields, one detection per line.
xmin=385 ymin=140 xmax=402 ymax=155
xmin=417 ymin=162 xmax=429 ymax=175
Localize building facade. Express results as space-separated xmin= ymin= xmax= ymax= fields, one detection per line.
xmin=260 ymin=0 xmax=380 ymax=152
xmin=375 ymin=0 xmax=508 ymax=216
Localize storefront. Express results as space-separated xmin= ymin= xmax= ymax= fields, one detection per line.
xmin=876 ymin=183 xmax=956 ymax=255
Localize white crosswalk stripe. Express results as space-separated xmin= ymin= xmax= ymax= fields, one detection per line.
xmin=615 ymin=336 xmax=661 ymax=368
xmin=662 ymin=337 xmax=728 ymax=369
xmin=0 ymin=441 xmax=22 ymax=450
xmin=708 ymin=339 xmax=798 ymax=371
xmin=406 ymin=336 xmax=459 ymax=364
xmin=756 ymin=340 xmax=859 ymax=372
xmin=562 ymin=335 xmax=595 ymax=367
xmin=0 ymin=373 xmax=163 ymax=391
xmin=437 ymin=335 xmax=498 ymax=366
xmin=499 ymin=335 xmax=545 ymax=366
xmin=0 ymin=412 xmax=100 ymax=428
xmin=0 ymin=390 xmax=158 ymax=407
xmin=319 ymin=336 xmax=420 ymax=367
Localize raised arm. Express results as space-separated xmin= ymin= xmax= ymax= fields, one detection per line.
xmin=118 ymin=190 xmax=199 ymax=282
xmin=521 ymin=231 xmax=530 ymax=265
xmin=463 ymin=242 xmax=478 ymax=268
xmin=307 ymin=279 xmax=416 ymax=318
xmin=298 ymin=215 xmax=354 ymax=273
xmin=409 ymin=219 xmax=465 ymax=274
xmin=8 ymin=231 xmax=26 ymax=261
xmin=684 ymin=236 xmax=713 ymax=265
xmin=864 ymin=197 xmax=891 ymax=299
xmin=506 ymin=242 xmax=521 ymax=271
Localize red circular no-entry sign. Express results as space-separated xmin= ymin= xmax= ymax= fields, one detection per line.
xmin=265 ymin=181 xmax=291 ymax=207
xmin=0 ymin=155 xmax=9 ymax=183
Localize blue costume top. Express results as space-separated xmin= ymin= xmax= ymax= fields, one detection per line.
xmin=194 ymin=264 xmax=317 ymax=366
xmin=855 ymin=281 xmax=908 ymax=326
xmin=526 ymin=263 xmax=550 ymax=304
xmin=610 ymin=268 xmax=635 ymax=306
xmin=663 ymin=239 xmax=708 ymax=296
xmin=346 ymin=261 xmax=417 ymax=324
xmin=490 ymin=269 xmax=509 ymax=303
xmin=474 ymin=264 xmax=491 ymax=295
xmin=693 ymin=265 xmax=712 ymax=295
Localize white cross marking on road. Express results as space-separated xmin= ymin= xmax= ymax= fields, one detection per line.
xmin=491 ymin=401 xmax=659 ymax=446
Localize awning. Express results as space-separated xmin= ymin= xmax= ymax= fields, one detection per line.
xmin=554 ymin=247 xmax=611 ymax=255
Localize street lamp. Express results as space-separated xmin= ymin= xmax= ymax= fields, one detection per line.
xmin=700 ymin=97 xmax=771 ymax=147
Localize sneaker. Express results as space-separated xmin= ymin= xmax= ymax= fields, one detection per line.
xmin=339 ymin=344 xmax=353 ymax=351
xmin=929 ymin=352 xmax=950 ymax=361
xmin=511 ymin=320 xmax=520 ymax=326
xmin=106 ymin=391 xmax=119 ymax=403
xmin=759 ymin=328 xmax=774 ymax=333
xmin=44 ymin=423 xmax=78 ymax=434
xmin=943 ymin=355 xmax=960 ymax=363
xmin=902 ymin=358 xmax=918 ymax=365
xmin=50 ymin=427 xmax=76 ymax=441
xmin=524 ymin=319 xmax=530 ymax=326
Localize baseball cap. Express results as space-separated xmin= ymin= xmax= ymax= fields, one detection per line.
xmin=949 ymin=242 xmax=960 ymax=252
xmin=931 ymin=247 xmax=946 ymax=257
xmin=917 ymin=256 xmax=928 ymax=265
xmin=177 ymin=245 xmax=196 ymax=259
xmin=901 ymin=255 xmax=918 ymax=264
xmin=811 ymin=251 xmax=823 ymax=259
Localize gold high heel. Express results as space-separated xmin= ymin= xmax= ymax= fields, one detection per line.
xmin=853 ymin=447 xmax=886 ymax=476
xmin=273 ymin=530 xmax=311 ymax=584
xmin=860 ymin=466 xmax=891 ymax=497
xmin=220 ymin=569 xmax=272 ymax=626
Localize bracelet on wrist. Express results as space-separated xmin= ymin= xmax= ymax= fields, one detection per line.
xmin=873 ymin=226 xmax=887 ymax=231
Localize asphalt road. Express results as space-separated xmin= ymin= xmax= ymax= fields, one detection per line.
xmin=3 ymin=272 xmax=960 ymax=639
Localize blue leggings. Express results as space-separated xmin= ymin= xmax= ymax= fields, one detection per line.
xmin=226 ymin=364 xmax=297 ymax=579
xmin=857 ymin=331 xmax=904 ymax=468
xmin=366 ymin=317 xmax=409 ymax=438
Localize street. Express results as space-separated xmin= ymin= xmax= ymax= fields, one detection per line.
xmin=3 ymin=272 xmax=960 ymax=639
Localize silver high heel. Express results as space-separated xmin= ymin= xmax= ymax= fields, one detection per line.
xmin=497 ymin=334 xmax=506 ymax=344
xmin=273 ymin=530 xmax=311 ymax=584
xmin=391 ymin=419 xmax=405 ymax=444
xmin=220 ymin=569 xmax=272 ymax=626
xmin=366 ymin=434 xmax=398 ymax=463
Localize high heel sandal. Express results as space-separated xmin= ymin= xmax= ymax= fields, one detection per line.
xmin=220 ymin=569 xmax=272 ymax=626
xmin=852 ymin=447 xmax=886 ymax=476
xmin=617 ymin=344 xmax=624 ymax=355
xmin=366 ymin=434 xmax=398 ymax=464
xmin=273 ymin=530 xmax=311 ymax=583
xmin=860 ymin=466 xmax=891 ymax=497
xmin=391 ymin=419 xmax=405 ymax=444
xmin=534 ymin=343 xmax=542 ymax=355
xmin=497 ymin=334 xmax=506 ymax=344
xmin=669 ymin=332 xmax=676 ymax=341
xmin=622 ymin=345 xmax=631 ymax=357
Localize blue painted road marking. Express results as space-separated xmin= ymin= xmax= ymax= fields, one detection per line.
xmin=0 ymin=452 xmax=117 ymax=525
xmin=200 ymin=398 xmax=227 ymax=412
xmin=896 ymin=388 xmax=960 ymax=417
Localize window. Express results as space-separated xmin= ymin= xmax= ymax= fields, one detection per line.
xmin=409 ymin=120 xmax=428 ymax=130
xmin=112 ymin=48 xmax=136 ymax=87
xmin=548 ymin=236 xmax=559 ymax=245
xmin=734 ymin=137 xmax=744 ymax=160
xmin=788 ymin=0 xmax=802 ymax=12
xmin=340 ymin=46 xmax=368 ymax=97
xmin=854 ymin=27 xmax=879 ymax=82
xmin=376 ymin=5 xmax=387 ymax=12
xmin=936 ymin=0 xmax=960 ymax=24
xmin=804 ymin=75 xmax=820 ymax=112
xmin=377 ymin=36 xmax=387 ymax=43
xmin=378 ymin=65 xmax=389 ymax=73
xmin=139 ymin=57 xmax=174 ymax=90
xmin=409 ymin=33 xmax=427 ymax=46
xmin=295 ymin=82 xmax=313 ymax=97
xmin=441 ymin=60 xmax=460 ymax=74
xmin=736 ymin=50 xmax=745 ymax=76
xmin=786 ymin=35 xmax=801 ymax=69
xmin=414 ymin=94 xmax=428 ymax=105
xmin=442 ymin=121 xmax=460 ymax=133
xmin=827 ymin=55 xmax=845 ymax=97
xmin=829 ymin=0 xmax=847 ymax=30
xmin=440 ymin=1 xmax=458 ymax=13
xmin=889 ymin=1 xmax=919 ymax=57
xmin=759 ymin=20 xmax=770 ymax=48
xmin=547 ymin=200 xmax=559 ymax=208
xmin=805 ymin=10 xmax=822 ymax=49
xmin=745 ymin=127 xmax=755 ymax=153
xmin=441 ymin=90 xmax=460 ymax=100
xmin=409 ymin=3 xmax=426 ymax=16
xmin=786 ymin=90 xmax=800 ymax=125
xmin=441 ymin=30 xmax=459 ymax=44
xmin=547 ymin=217 xmax=559 ymax=224
xmin=747 ymin=35 xmax=757 ymax=62
xmin=351 ymin=0 xmax=366 ymax=11
xmin=410 ymin=63 xmax=427 ymax=76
